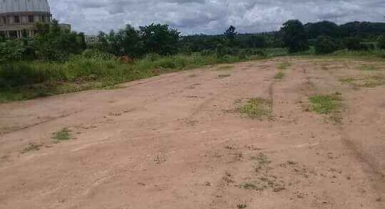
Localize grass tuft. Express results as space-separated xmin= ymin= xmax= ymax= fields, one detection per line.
xmin=218 ymin=74 xmax=231 ymax=79
xmin=339 ymin=78 xmax=355 ymax=84
xmin=53 ymin=128 xmax=71 ymax=142
xmin=308 ymin=93 xmax=342 ymax=114
xmin=239 ymin=98 xmax=272 ymax=120
xmin=217 ymin=65 xmax=233 ymax=71
xmin=237 ymin=204 xmax=247 ymax=209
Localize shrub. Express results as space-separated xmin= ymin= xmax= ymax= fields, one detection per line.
xmin=314 ymin=36 xmax=339 ymax=54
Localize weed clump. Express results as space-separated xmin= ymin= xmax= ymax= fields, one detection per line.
xmin=238 ymin=98 xmax=272 ymax=120
xmin=218 ymin=74 xmax=231 ymax=79
xmin=339 ymin=78 xmax=355 ymax=84
xmin=308 ymin=93 xmax=342 ymax=114
xmin=217 ymin=65 xmax=233 ymax=71
xmin=53 ymin=128 xmax=71 ymax=142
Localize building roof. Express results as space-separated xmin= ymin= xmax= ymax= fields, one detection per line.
xmin=0 ymin=0 xmax=50 ymax=14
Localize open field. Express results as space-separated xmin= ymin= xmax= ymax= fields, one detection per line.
xmin=0 ymin=57 xmax=384 ymax=209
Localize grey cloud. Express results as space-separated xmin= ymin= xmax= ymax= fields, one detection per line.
xmin=49 ymin=0 xmax=385 ymax=35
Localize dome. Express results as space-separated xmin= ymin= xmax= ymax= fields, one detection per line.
xmin=0 ymin=0 xmax=50 ymax=14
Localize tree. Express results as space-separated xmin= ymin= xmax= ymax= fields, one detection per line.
xmin=281 ymin=20 xmax=309 ymax=53
xmin=378 ymin=35 xmax=385 ymax=49
xmin=224 ymin=25 xmax=237 ymax=46
xmin=139 ymin=24 xmax=180 ymax=55
xmin=120 ymin=25 xmax=143 ymax=57
xmin=305 ymin=21 xmax=340 ymax=39
xmin=314 ymin=36 xmax=339 ymax=54
xmin=344 ymin=37 xmax=366 ymax=51
xmin=248 ymin=35 xmax=266 ymax=48
xmin=33 ymin=20 xmax=86 ymax=61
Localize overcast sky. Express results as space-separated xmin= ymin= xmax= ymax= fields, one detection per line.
xmin=50 ymin=0 xmax=385 ymax=35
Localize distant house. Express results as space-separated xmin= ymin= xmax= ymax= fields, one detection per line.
xmin=85 ymin=35 xmax=100 ymax=45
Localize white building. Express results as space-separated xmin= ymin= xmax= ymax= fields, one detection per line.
xmin=0 ymin=0 xmax=52 ymax=38
xmin=85 ymin=35 xmax=100 ymax=45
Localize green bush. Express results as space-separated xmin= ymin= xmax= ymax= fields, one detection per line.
xmin=0 ymin=62 xmax=50 ymax=88
xmin=315 ymin=36 xmax=339 ymax=54
xmin=0 ymin=40 xmax=25 ymax=63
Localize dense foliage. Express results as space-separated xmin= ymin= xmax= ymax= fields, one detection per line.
xmin=2 ymin=19 xmax=384 ymax=63
xmin=96 ymin=24 xmax=179 ymax=58
xmin=33 ymin=20 xmax=86 ymax=61
xmin=344 ymin=37 xmax=367 ymax=51
xmin=1 ymin=18 xmax=385 ymax=102
xmin=281 ymin=20 xmax=310 ymax=53
xmin=314 ymin=36 xmax=339 ymax=54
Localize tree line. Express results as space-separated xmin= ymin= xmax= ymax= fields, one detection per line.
xmin=1 ymin=19 xmax=385 ymax=62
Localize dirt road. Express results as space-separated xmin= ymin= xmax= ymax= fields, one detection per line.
xmin=0 ymin=58 xmax=384 ymax=209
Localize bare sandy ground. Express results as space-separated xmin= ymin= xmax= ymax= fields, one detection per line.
xmin=0 ymin=57 xmax=384 ymax=209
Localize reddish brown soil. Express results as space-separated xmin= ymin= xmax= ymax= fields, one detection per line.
xmin=0 ymin=58 xmax=384 ymax=209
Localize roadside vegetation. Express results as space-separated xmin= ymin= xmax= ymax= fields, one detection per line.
xmin=1 ymin=19 xmax=385 ymax=102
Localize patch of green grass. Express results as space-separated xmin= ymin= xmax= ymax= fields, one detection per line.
xmin=0 ymin=53 xmax=268 ymax=103
xmin=218 ymin=74 xmax=231 ymax=79
xmin=217 ymin=65 xmax=233 ymax=70
xmin=359 ymin=65 xmax=377 ymax=71
xmin=340 ymin=78 xmax=355 ymax=84
xmin=21 ymin=142 xmax=43 ymax=154
xmin=278 ymin=61 xmax=291 ymax=70
xmin=238 ymin=98 xmax=272 ymax=120
xmin=52 ymin=128 xmax=71 ymax=142
xmin=308 ymin=93 xmax=342 ymax=114
xmin=274 ymin=71 xmax=285 ymax=79
xmin=362 ymin=74 xmax=385 ymax=88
